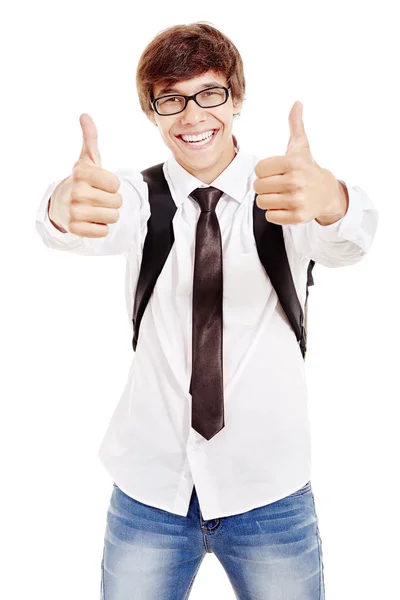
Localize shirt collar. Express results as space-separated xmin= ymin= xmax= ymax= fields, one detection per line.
xmin=164 ymin=136 xmax=258 ymax=205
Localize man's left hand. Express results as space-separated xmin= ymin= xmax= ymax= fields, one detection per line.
xmin=253 ymin=101 xmax=349 ymax=226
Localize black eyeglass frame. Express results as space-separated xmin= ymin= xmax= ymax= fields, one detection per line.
xmin=151 ymin=86 xmax=232 ymax=116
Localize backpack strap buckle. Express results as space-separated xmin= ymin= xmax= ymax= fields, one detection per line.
xmin=299 ymin=313 xmax=307 ymax=356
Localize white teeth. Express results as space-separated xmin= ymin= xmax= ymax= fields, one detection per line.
xmin=181 ymin=130 xmax=214 ymax=143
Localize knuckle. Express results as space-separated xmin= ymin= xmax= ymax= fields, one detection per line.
xmin=97 ymin=224 xmax=109 ymax=237
xmin=287 ymin=155 xmax=301 ymax=170
xmin=255 ymin=194 xmax=264 ymax=208
xmin=112 ymin=192 xmax=123 ymax=209
xmin=111 ymin=175 xmax=121 ymax=194
xmin=68 ymin=220 xmax=81 ymax=236
xmin=295 ymin=191 xmax=306 ymax=208
xmin=288 ymin=173 xmax=302 ymax=191
xmin=70 ymin=182 xmax=86 ymax=201
xmin=69 ymin=203 xmax=80 ymax=220
xmin=294 ymin=207 xmax=306 ymax=222
xmin=94 ymin=224 xmax=109 ymax=237
xmin=254 ymin=162 xmax=264 ymax=178
xmin=253 ymin=179 xmax=262 ymax=194
xmin=109 ymin=208 xmax=120 ymax=223
xmin=71 ymin=165 xmax=87 ymax=182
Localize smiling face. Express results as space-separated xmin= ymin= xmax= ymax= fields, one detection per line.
xmin=150 ymin=70 xmax=243 ymax=184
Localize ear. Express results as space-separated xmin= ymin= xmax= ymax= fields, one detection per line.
xmin=232 ymin=96 xmax=243 ymax=116
xmin=148 ymin=111 xmax=157 ymax=126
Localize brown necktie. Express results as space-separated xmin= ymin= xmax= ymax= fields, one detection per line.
xmin=189 ymin=186 xmax=225 ymax=441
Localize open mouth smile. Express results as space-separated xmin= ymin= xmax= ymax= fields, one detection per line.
xmin=175 ymin=129 xmax=220 ymax=150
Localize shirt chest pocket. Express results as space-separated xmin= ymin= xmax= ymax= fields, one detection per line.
xmin=223 ymin=252 xmax=272 ymax=327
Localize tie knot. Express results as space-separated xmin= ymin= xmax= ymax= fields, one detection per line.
xmin=190 ymin=186 xmax=224 ymax=212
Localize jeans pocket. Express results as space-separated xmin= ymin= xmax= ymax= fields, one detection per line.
xmin=288 ymin=480 xmax=312 ymax=498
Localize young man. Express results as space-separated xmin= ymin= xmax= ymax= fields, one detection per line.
xmin=35 ymin=22 xmax=378 ymax=600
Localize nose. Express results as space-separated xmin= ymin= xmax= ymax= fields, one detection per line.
xmin=179 ymin=98 xmax=207 ymax=125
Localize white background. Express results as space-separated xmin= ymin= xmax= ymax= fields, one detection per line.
xmin=2 ymin=0 xmax=399 ymax=598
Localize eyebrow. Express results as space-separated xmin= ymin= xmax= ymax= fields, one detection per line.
xmin=156 ymin=80 xmax=223 ymax=96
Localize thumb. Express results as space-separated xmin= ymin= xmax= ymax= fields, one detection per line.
xmin=286 ymin=101 xmax=310 ymax=155
xmin=78 ymin=113 xmax=102 ymax=167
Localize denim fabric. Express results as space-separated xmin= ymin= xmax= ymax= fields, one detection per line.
xmin=101 ymin=480 xmax=325 ymax=599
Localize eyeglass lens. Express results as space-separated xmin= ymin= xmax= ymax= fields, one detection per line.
xmin=155 ymin=87 xmax=227 ymax=115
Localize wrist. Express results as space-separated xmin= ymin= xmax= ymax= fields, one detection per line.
xmin=316 ymin=173 xmax=349 ymax=226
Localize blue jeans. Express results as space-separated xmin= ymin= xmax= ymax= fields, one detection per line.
xmin=101 ymin=480 xmax=325 ymax=599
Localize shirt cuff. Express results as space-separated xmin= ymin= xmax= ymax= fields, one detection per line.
xmin=308 ymin=179 xmax=364 ymax=244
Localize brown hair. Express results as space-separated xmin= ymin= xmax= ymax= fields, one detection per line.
xmin=136 ymin=21 xmax=246 ymax=122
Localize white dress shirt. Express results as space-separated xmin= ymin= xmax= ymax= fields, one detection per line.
xmin=35 ymin=139 xmax=378 ymax=520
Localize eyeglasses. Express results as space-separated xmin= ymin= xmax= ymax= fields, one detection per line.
xmin=151 ymin=86 xmax=231 ymax=116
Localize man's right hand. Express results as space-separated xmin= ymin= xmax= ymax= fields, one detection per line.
xmin=48 ymin=114 xmax=122 ymax=238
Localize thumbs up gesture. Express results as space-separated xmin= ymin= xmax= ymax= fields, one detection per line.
xmin=76 ymin=113 xmax=103 ymax=168
xmin=66 ymin=114 xmax=122 ymax=237
xmin=253 ymin=101 xmax=349 ymax=226
xmin=49 ymin=114 xmax=122 ymax=237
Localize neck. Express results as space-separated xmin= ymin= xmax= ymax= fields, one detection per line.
xmin=178 ymin=136 xmax=238 ymax=185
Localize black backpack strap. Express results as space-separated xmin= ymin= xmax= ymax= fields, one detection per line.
xmin=304 ymin=259 xmax=315 ymax=351
xmin=132 ymin=165 xmax=315 ymax=359
xmin=132 ymin=163 xmax=177 ymax=351
xmin=307 ymin=260 xmax=316 ymax=288
xmin=253 ymin=197 xmax=315 ymax=359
